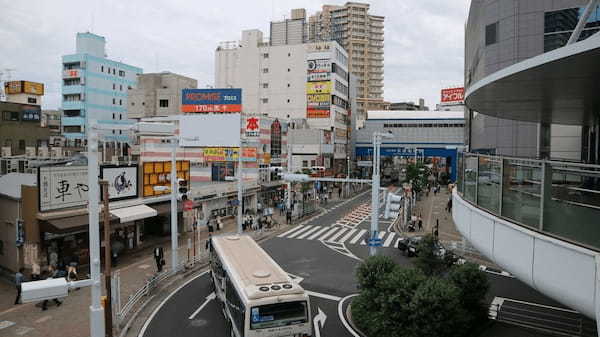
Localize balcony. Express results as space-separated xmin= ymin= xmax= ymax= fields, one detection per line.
xmin=63 ymin=68 xmax=82 ymax=79
xmin=62 ymin=101 xmax=85 ymax=110
xmin=62 ymin=85 xmax=84 ymax=95
xmin=61 ymin=116 xmax=85 ymax=126
xmin=454 ymin=152 xmax=600 ymax=320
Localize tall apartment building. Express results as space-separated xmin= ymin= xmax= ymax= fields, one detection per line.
xmin=270 ymin=8 xmax=308 ymax=46
xmin=61 ymin=33 xmax=142 ymax=144
xmin=128 ymin=72 xmax=198 ymax=120
xmin=215 ymin=29 xmax=351 ymax=173
xmin=273 ymin=3 xmax=385 ymax=125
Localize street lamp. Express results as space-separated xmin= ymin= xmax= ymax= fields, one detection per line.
xmin=370 ymin=131 xmax=393 ymax=256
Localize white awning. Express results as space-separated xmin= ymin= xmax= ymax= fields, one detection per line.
xmin=110 ymin=204 xmax=157 ymax=223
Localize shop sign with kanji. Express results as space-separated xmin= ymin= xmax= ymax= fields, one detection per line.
xmin=39 ymin=166 xmax=89 ymax=211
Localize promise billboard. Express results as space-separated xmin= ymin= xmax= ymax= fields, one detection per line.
xmin=181 ymin=88 xmax=242 ymax=113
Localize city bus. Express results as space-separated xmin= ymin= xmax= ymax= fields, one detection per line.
xmin=209 ymin=234 xmax=313 ymax=337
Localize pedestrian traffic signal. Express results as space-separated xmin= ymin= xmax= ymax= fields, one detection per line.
xmin=178 ymin=178 xmax=188 ymax=200
xmin=384 ymin=192 xmax=402 ymax=219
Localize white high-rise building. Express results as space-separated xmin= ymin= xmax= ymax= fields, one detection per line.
xmin=215 ymin=29 xmax=351 ymax=171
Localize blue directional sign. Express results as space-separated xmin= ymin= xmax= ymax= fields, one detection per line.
xmin=368 ymin=237 xmax=383 ymax=247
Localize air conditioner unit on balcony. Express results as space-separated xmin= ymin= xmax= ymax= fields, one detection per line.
xmin=1 ymin=147 xmax=11 ymax=157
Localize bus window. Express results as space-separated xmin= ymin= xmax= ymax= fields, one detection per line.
xmin=250 ymin=301 xmax=308 ymax=330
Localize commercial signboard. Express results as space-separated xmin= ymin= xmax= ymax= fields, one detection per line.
xmin=143 ymin=161 xmax=190 ymax=197
xmin=245 ymin=116 xmax=260 ymax=138
xmin=307 ymin=109 xmax=330 ymax=118
xmin=357 ymin=161 xmax=373 ymax=167
xmin=39 ymin=166 xmax=89 ymax=211
xmin=306 ymin=81 xmax=332 ymax=94
xmin=4 ymin=81 xmax=44 ymax=95
xmin=203 ymin=147 xmax=257 ymax=162
xmin=307 ymin=59 xmax=331 ymax=73
xmin=441 ymin=87 xmax=465 ymax=104
xmin=307 ymin=72 xmax=330 ymax=82
xmin=179 ymin=114 xmax=241 ymax=147
xmin=100 ymin=165 xmax=138 ymax=201
xmin=181 ymin=88 xmax=242 ymax=113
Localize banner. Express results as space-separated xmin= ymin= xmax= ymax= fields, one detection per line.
xmin=441 ymin=87 xmax=465 ymax=104
xmin=181 ymin=88 xmax=242 ymax=113
xmin=100 ymin=165 xmax=138 ymax=200
xmin=143 ymin=161 xmax=190 ymax=197
xmin=307 ymin=72 xmax=330 ymax=82
xmin=306 ymin=81 xmax=332 ymax=94
xmin=245 ymin=116 xmax=260 ymax=137
xmin=307 ymin=109 xmax=330 ymax=118
xmin=307 ymin=59 xmax=331 ymax=73
xmin=203 ymin=147 xmax=257 ymax=162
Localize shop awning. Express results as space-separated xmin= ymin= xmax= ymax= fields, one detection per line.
xmin=110 ymin=205 xmax=157 ymax=223
xmin=42 ymin=214 xmax=118 ymax=234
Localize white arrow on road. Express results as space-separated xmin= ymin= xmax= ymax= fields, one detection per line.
xmin=313 ymin=307 xmax=327 ymax=337
xmin=188 ymin=292 xmax=216 ymax=320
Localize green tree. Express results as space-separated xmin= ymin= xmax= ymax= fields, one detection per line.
xmin=355 ymin=255 xmax=398 ymax=290
xmin=407 ymin=278 xmax=468 ymax=337
xmin=405 ymin=163 xmax=429 ymax=193
xmin=448 ymin=263 xmax=490 ymax=323
xmin=414 ymin=234 xmax=446 ymax=276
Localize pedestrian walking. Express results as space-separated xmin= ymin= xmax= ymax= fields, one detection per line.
xmin=418 ymin=216 xmax=423 ymax=231
xmin=14 ymin=268 xmax=24 ymax=305
xmin=286 ymin=209 xmax=292 ymax=224
xmin=447 ymin=198 xmax=453 ymax=213
xmin=205 ymin=234 xmax=213 ymax=252
xmin=338 ymin=187 xmax=342 ymax=199
xmin=154 ymin=247 xmax=164 ymax=273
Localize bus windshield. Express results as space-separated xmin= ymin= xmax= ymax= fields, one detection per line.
xmin=250 ymin=301 xmax=308 ymax=330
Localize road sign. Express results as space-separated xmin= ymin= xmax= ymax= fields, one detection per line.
xmin=368 ymin=238 xmax=382 ymax=247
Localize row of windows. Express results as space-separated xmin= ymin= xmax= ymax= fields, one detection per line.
xmin=100 ymin=65 xmax=126 ymax=77
xmin=332 ymin=63 xmax=348 ymax=81
xmin=261 ymin=83 xmax=293 ymax=89
xmin=383 ymin=123 xmax=465 ymax=128
xmin=332 ymin=95 xmax=348 ymax=109
xmin=2 ymin=110 xmax=40 ymax=122
xmin=335 ymin=79 xmax=348 ymax=96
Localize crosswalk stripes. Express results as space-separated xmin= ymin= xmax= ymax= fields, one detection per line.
xmin=307 ymin=226 xmax=330 ymax=240
xmin=276 ymin=224 xmax=404 ymax=250
xmin=349 ymin=229 xmax=367 ymax=244
xmin=296 ymin=226 xmax=322 ymax=239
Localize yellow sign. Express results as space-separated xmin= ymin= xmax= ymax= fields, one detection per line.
xmin=143 ymin=161 xmax=190 ymax=197
xmin=307 ymin=94 xmax=330 ymax=103
xmin=202 ymin=147 xmax=257 ymax=162
xmin=306 ymin=81 xmax=331 ymax=94
xmin=23 ymin=81 xmax=44 ymax=95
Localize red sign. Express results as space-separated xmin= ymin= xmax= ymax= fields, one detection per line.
xmin=183 ymin=199 xmax=194 ymax=211
xmin=441 ymin=88 xmax=464 ymax=103
xmin=181 ymin=104 xmax=242 ymax=113
xmin=245 ymin=117 xmax=260 ymax=137
xmin=307 ymin=109 xmax=330 ymax=118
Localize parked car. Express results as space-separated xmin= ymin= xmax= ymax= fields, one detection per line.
xmin=397 ymin=236 xmax=423 ymax=257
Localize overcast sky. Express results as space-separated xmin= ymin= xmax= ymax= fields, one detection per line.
xmin=0 ymin=0 xmax=469 ymax=110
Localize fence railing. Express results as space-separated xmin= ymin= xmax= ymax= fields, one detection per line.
xmin=112 ymin=230 xmax=270 ymax=329
xmin=456 ymin=152 xmax=600 ymax=251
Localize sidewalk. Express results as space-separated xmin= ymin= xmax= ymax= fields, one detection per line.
xmin=0 ymin=218 xmax=241 ymax=337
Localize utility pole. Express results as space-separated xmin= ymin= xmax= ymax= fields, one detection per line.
xmin=237 ymin=137 xmax=244 ymax=234
xmin=370 ymin=134 xmax=381 ymax=256
xmin=100 ymin=181 xmax=113 ymax=337
xmin=170 ymin=138 xmax=178 ymax=271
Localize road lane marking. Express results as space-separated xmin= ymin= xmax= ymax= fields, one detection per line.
xmin=188 ymin=292 xmax=216 ymax=320
xmin=306 ymin=290 xmax=342 ymax=301
xmin=326 ymin=228 xmax=348 ymax=242
xmin=277 ymin=225 xmax=305 ymax=238
xmin=296 ymin=226 xmax=322 ymax=239
xmin=287 ymin=225 xmax=315 ymax=238
xmin=338 ymin=229 xmax=357 ymax=244
xmin=349 ymin=229 xmax=366 ymax=244
xmin=308 ymin=227 xmax=330 ymax=240
xmin=338 ymin=294 xmax=361 ymax=337
xmin=383 ymin=233 xmax=396 ymax=247
xmin=318 ymin=227 xmax=340 ymax=241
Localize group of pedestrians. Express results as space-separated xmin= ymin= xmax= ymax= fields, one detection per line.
xmin=14 ymin=259 xmax=78 ymax=310
xmin=407 ymin=215 xmax=424 ymax=232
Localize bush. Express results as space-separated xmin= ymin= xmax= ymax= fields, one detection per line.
xmin=449 ymin=263 xmax=490 ymax=324
xmin=407 ymin=278 xmax=468 ymax=337
xmin=355 ymin=255 xmax=398 ymax=290
xmin=414 ymin=234 xmax=446 ymax=276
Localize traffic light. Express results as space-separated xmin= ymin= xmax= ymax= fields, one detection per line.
xmin=177 ymin=178 xmax=188 ymax=200
xmin=384 ymin=192 xmax=402 ymax=219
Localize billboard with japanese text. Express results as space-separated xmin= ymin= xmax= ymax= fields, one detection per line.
xmin=143 ymin=161 xmax=190 ymax=197
xmin=441 ymin=87 xmax=465 ymax=104
xmin=100 ymin=165 xmax=138 ymax=201
xmin=306 ymin=81 xmax=332 ymax=94
xmin=181 ymin=88 xmax=242 ymax=113
xmin=307 ymin=59 xmax=331 ymax=73
xmin=203 ymin=147 xmax=257 ymax=162
xmin=39 ymin=166 xmax=88 ymax=211
xmin=245 ymin=116 xmax=260 ymax=138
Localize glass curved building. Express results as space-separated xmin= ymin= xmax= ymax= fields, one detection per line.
xmin=456 ymin=0 xmax=600 ymax=331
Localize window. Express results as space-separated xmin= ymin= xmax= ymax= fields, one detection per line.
xmin=287 ymin=83 xmax=290 ymax=87
xmin=263 ymin=53 xmax=269 ymax=58
xmin=287 ymin=68 xmax=291 ymax=72
xmin=107 ymin=67 xmax=111 ymax=73
xmin=3 ymin=111 xmax=19 ymax=121
xmin=119 ymin=99 xmax=122 ymax=105
xmin=120 ymin=84 xmax=123 ymax=91
xmin=18 ymin=140 xmax=25 ymax=150
xmin=27 ymin=97 xmax=37 ymax=104
xmin=262 ymin=83 xmax=269 ymax=88
xmin=131 ymin=102 xmax=135 ymax=106
xmin=271 ymin=120 xmax=282 ymax=159
xmin=113 ymin=83 xmax=116 ymax=90
xmin=119 ymin=114 xmax=122 ymax=120
xmin=101 ymin=66 xmax=104 ymax=72
xmin=544 ymin=7 xmax=600 ymax=52
xmin=288 ymin=53 xmax=291 ymax=57
xmin=261 ymin=98 xmax=269 ymax=104
xmin=485 ymin=22 xmax=499 ymax=46
xmin=262 ymin=68 xmax=269 ymax=73
xmin=112 ymin=68 xmax=115 ymax=75
xmin=159 ymin=99 xmax=169 ymax=108
xmin=142 ymin=102 xmax=145 ymax=106
xmin=211 ymin=162 xmax=235 ymax=181
xmin=302 ymin=160 xmax=308 ymax=167
xmin=287 ymin=99 xmax=290 ymax=103
xmin=63 ymin=126 xmax=81 ymax=133
xmin=112 ymin=113 xmax=116 ymax=119
xmin=311 ymin=160 xmax=316 ymax=167
xmin=112 ymin=98 xmax=116 ymax=105
xmin=119 ymin=70 xmax=125 ymax=77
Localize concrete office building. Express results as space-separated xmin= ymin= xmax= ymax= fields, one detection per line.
xmin=270 ymin=9 xmax=308 ymax=46
xmin=215 ymin=30 xmax=351 ymax=173
xmin=61 ymin=32 xmax=142 ymax=144
xmin=4 ymin=81 xmax=44 ymax=106
xmin=387 ymin=99 xmax=429 ymax=111
xmin=0 ymin=101 xmax=50 ymax=156
xmin=127 ymin=72 xmax=198 ymax=120
xmin=454 ymin=0 xmax=600 ymax=331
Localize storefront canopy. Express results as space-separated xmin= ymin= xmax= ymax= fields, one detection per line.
xmin=110 ymin=205 xmax=157 ymax=223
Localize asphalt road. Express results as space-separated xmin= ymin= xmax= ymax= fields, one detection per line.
xmin=140 ymin=189 xmax=577 ymax=337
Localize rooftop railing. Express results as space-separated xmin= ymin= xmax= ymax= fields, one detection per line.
xmin=456 ymin=152 xmax=600 ymax=251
